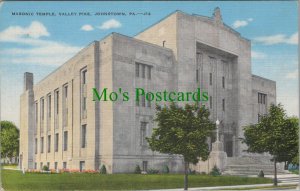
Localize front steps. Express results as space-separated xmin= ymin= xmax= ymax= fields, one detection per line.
xmin=223 ymin=156 xmax=289 ymax=176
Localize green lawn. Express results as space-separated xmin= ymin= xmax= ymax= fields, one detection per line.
xmin=2 ymin=169 xmax=273 ymax=191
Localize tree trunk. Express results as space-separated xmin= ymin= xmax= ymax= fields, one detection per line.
xmin=273 ymin=159 xmax=278 ymax=186
xmin=184 ymin=161 xmax=189 ymax=190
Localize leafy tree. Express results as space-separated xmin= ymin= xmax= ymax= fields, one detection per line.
xmin=243 ymin=104 xmax=298 ymax=186
xmin=147 ymin=103 xmax=215 ymax=190
xmin=0 ymin=121 xmax=19 ymax=163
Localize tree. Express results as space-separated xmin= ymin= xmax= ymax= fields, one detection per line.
xmin=147 ymin=103 xmax=215 ymax=190
xmin=243 ymin=104 xmax=298 ymax=186
xmin=0 ymin=121 xmax=19 ymax=163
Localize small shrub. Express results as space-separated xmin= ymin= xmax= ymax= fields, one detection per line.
xmin=258 ymin=170 xmax=264 ymax=178
xmin=42 ymin=165 xmax=49 ymax=171
xmin=162 ymin=165 xmax=169 ymax=174
xmin=134 ymin=165 xmax=141 ymax=174
xmin=100 ymin=165 xmax=107 ymax=174
xmin=147 ymin=168 xmax=159 ymax=174
xmin=189 ymin=169 xmax=196 ymax=175
xmin=210 ymin=165 xmax=221 ymax=176
xmin=201 ymin=171 xmax=207 ymax=175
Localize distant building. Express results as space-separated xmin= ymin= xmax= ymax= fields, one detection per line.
xmin=20 ymin=8 xmax=276 ymax=173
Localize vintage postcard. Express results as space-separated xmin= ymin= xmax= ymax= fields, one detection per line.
xmin=0 ymin=1 xmax=298 ymax=190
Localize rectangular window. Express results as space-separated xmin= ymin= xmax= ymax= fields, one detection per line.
xmin=141 ymin=95 xmax=146 ymax=107
xmin=80 ymin=161 xmax=85 ymax=172
xmin=82 ymin=70 xmax=87 ymax=84
xmin=40 ymin=162 xmax=43 ymax=170
xmin=34 ymin=163 xmax=37 ymax=169
xmin=35 ymin=102 xmax=38 ymax=123
xmin=135 ymin=63 xmax=139 ymax=77
xmin=47 ymin=162 xmax=50 ymax=168
xmin=83 ymin=97 xmax=87 ymax=111
xmin=209 ymin=73 xmax=212 ymax=85
xmin=147 ymin=99 xmax=151 ymax=108
xmin=64 ymin=86 xmax=68 ymax=98
xmin=55 ymin=90 xmax=59 ymax=115
xmin=35 ymin=138 xmax=38 ymax=154
xmin=147 ymin=66 xmax=151 ymax=80
xmin=47 ymin=135 xmax=51 ymax=153
xmin=54 ymin=162 xmax=58 ymax=170
xmin=63 ymin=85 xmax=68 ymax=127
xmin=209 ymin=96 xmax=212 ymax=109
xmin=258 ymin=93 xmax=267 ymax=105
xmin=41 ymin=98 xmax=44 ymax=121
xmin=196 ymin=69 xmax=199 ymax=82
xmin=48 ymin=95 xmax=51 ymax=118
xmin=136 ymin=62 xmax=151 ymax=80
xmin=63 ymin=162 xmax=67 ymax=169
xmin=81 ymin=125 xmax=86 ymax=148
xmin=140 ymin=122 xmax=147 ymax=146
xmin=142 ymin=65 xmax=146 ymax=78
xmin=136 ymin=99 xmax=139 ymax=107
xmin=81 ymin=70 xmax=87 ymax=119
xmin=222 ymin=76 xmax=225 ymax=88
xmin=40 ymin=137 xmax=44 ymax=153
xmin=55 ymin=133 xmax=59 ymax=152
xmin=258 ymin=114 xmax=261 ymax=122
xmin=222 ymin=99 xmax=225 ymax=111
xmin=63 ymin=131 xmax=68 ymax=151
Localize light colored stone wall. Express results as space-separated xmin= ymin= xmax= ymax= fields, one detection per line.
xmin=20 ymin=41 xmax=99 ymax=171
xmin=111 ymin=33 xmax=183 ymax=173
xmin=251 ymin=75 xmax=276 ymax=123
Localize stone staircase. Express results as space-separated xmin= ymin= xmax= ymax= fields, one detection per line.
xmin=222 ymin=156 xmax=289 ymax=176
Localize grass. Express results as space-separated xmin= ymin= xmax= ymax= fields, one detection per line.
xmin=289 ymin=169 xmax=299 ymax=174
xmin=2 ymin=170 xmax=273 ymax=191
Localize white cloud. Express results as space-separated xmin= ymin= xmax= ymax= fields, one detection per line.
xmin=0 ymin=21 xmax=81 ymax=66
xmin=99 ymin=19 xmax=121 ymax=30
xmin=0 ymin=21 xmax=49 ymax=41
xmin=232 ymin=18 xmax=253 ymax=29
xmin=254 ymin=32 xmax=298 ymax=45
xmin=81 ymin=24 xmax=94 ymax=31
xmin=285 ymin=69 xmax=298 ymax=79
xmin=251 ymin=51 xmax=267 ymax=59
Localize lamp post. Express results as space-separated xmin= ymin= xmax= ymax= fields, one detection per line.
xmin=216 ymin=119 xmax=220 ymax=142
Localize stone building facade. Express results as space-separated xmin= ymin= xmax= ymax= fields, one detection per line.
xmin=19 ymin=8 xmax=276 ymax=173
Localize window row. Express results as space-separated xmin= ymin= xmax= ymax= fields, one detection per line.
xmin=209 ymin=97 xmax=225 ymax=111
xmin=34 ymin=125 xmax=87 ymax=154
xmin=198 ymin=72 xmax=225 ymax=88
xmin=34 ymin=85 xmax=69 ymax=127
xmin=135 ymin=62 xmax=152 ymax=79
xmin=35 ymin=161 xmax=67 ymax=170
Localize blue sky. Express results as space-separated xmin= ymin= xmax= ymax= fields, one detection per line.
xmin=0 ymin=1 xmax=298 ymax=126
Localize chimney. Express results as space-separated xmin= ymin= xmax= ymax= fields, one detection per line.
xmin=24 ymin=72 xmax=33 ymax=91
